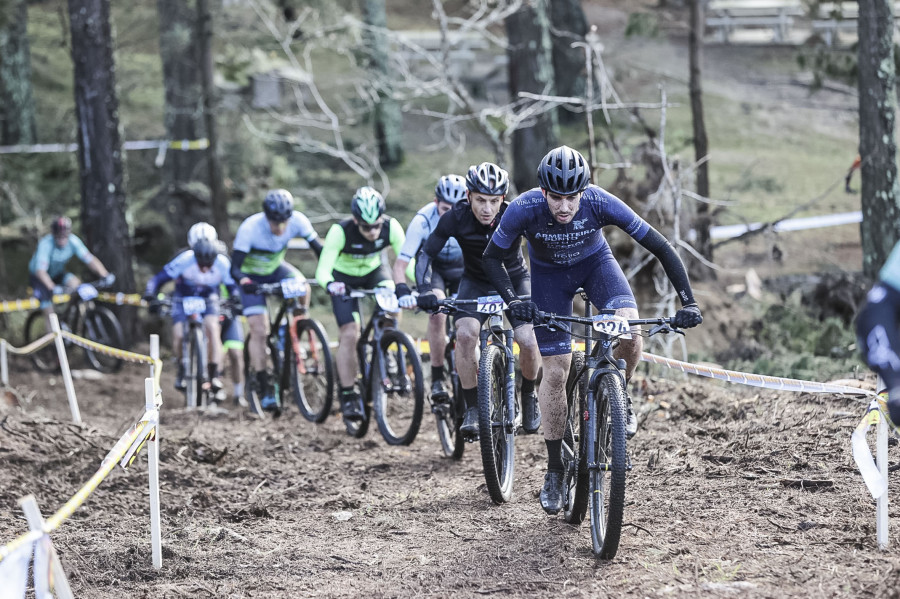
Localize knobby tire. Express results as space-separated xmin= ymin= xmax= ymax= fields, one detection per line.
xmin=589 ymin=373 xmax=627 ymax=559
xmin=81 ymin=306 xmax=124 ymax=373
xmin=435 ymin=337 xmax=465 ymax=459
xmin=373 ymin=330 xmax=425 ymax=446
xmin=291 ymin=318 xmax=335 ymax=423
xmin=478 ymin=344 xmax=515 ymax=504
xmin=564 ymin=351 xmax=589 ymax=524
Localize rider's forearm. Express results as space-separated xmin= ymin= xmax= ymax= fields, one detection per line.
xmin=230 ymin=250 xmax=247 ymax=282
xmin=35 ymin=270 xmax=55 ymax=292
xmin=414 ymin=249 xmax=434 ymax=293
xmin=392 ymin=258 xmax=409 ymax=285
xmin=308 ymin=237 xmax=323 ymax=258
xmin=639 ymin=228 xmax=696 ymax=305
xmin=89 ymin=257 xmax=109 ymax=278
xmin=482 ymin=240 xmax=518 ymax=304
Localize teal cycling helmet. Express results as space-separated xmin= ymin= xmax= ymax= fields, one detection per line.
xmin=351 ymin=186 xmax=386 ymax=224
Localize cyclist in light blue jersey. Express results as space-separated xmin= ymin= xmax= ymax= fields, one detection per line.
xmin=393 ymin=174 xmax=466 ymax=400
xmin=230 ymin=189 xmax=323 ymax=412
xmin=29 ymin=216 xmax=115 ymax=319
xmin=144 ymin=231 xmax=239 ymax=400
xmin=483 ymin=146 xmax=703 ymax=515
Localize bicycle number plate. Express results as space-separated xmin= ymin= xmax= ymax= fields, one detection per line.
xmin=182 ymin=296 xmax=207 ymax=316
xmin=375 ymin=288 xmax=399 ymax=313
xmin=280 ymin=277 xmax=306 ymax=299
xmin=77 ymin=284 xmax=98 ymax=301
xmin=592 ymin=314 xmax=632 ymax=339
xmin=476 ymin=295 xmax=505 ymax=314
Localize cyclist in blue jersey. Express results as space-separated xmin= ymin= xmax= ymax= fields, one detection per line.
xmin=230 ymin=189 xmax=323 ymax=412
xmin=482 ymin=146 xmax=703 ymax=514
xmin=29 ymin=216 xmax=115 ymax=322
xmin=857 ymin=240 xmax=900 ymax=430
xmin=144 ymin=228 xmax=239 ymax=401
xmin=415 ymin=163 xmax=542 ymax=438
xmin=393 ymin=174 xmax=466 ymax=400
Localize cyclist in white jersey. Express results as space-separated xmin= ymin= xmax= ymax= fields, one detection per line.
xmin=393 ymin=174 xmax=466 ymax=400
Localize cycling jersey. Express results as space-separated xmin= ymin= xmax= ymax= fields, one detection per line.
xmin=231 ymin=212 xmax=318 ymax=276
xmin=398 ymin=202 xmax=462 ymax=266
xmin=144 ymin=251 xmax=237 ymax=299
xmin=29 ymin=234 xmax=93 ymax=279
xmin=416 ymin=200 xmax=526 ymax=293
xmin=880 ymin=242 xmax=900 ymax=292
xmin=315 ymin=217 xmax=405 ymax=284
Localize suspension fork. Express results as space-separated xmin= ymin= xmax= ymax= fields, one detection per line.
xmin=503 ymin=328 xmax=516 ymax=434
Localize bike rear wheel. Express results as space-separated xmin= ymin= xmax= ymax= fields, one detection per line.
xmin=290 ymin=318 xmax=335 ymax=423
xmin=478 ymin=344 xmax=515 ymax=504
xmin=242 ymin=332 xmax=283 ymax=417
xmin=81 ymin=306 xmax=124 ymax=373
xmin=373 ymin=330 xmax=425 ymax=446
xmin=589 ymin=372 xmax=628 ymax=559
xmin=435 ymin=337 xmax=464 ymax=459
xmin=185 ymin=326 xmax=206 ymax=408
xmin=564 ymin=350 xmax=589 ymax=524
xmin=24 ymin=310 xmax=59 ymax=372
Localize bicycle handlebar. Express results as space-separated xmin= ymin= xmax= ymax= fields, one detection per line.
xmin=534 ymin=310 xmax=682 ymax=338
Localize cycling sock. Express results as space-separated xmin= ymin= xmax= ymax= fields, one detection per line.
xmin=545 ymin=439 xmax=563 ymax=472
xmin=208 ymin=363 xmax=221 ymax=382
xmin=521 ymin=376 xmax=536 ymax=396
xmin=431 ymin=365 xmax=445 ymax=383
xmin=233 ymin=381 xmax=244 ymax=398
xmin=340 ymin=386 xmax=356 ymax=396
xmin=461 ymin=386 xmax=478 ymax=409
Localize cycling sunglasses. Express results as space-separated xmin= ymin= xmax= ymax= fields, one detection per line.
xmin=359 ymin=222 xmax=383 ymax=232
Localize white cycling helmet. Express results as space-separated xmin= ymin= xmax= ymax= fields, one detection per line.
xmin=187 ymin=222 xmax=217 ymax=247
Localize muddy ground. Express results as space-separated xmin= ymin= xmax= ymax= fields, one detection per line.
xmin=1 ymin=342 xmax=899 ymax=599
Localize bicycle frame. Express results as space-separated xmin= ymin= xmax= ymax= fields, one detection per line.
xmin=352 ymin=290 xmax=410 ymax=397
xmin=480 ymin=316 xmax=517 ymax=435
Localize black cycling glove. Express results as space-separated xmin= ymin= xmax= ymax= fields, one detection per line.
xmin=508 ymin=300 xmax=538 ymax=323
xmin=673 ymin=303 xmax=702 ymax=329
xmin=417 ymin=293 xmax=439 ymax=312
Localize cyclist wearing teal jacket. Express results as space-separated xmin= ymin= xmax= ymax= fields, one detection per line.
xmin=29 ymin=216 xmax=114 ymax=317
xmin=230 ymin=189 xmax=323 ymax=412
xmin=315 ymin=186 xmax=405 ymax=422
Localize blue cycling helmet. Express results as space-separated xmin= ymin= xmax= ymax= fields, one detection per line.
xmin=435 ymin=174 xmax=467 ymax=204
xmin=536 ymin=146 xmax=591 ymax=195
xmin=263 ymin=189 xmax=294 ymax=222
xmin=192 ymin=238 xmax=218 ymax=268
xmin=465 ymin=162 xmax=509 ymax=196
xmin=351 ymin=186 xmax=386 ymax=224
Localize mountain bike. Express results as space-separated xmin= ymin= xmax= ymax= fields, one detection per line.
xmin=534 ymin=305 xmax=681 ymax=559
xmin=475 ymin=294 xmax=531 ymax=504
xmin=152 ymin=295 xmax=234 ymax=409
xmin=243 ymin=279 xmax=334 ymax=420
xmin=343 ymin=287 xmax=424 ymax=445
xmin=25 ymin=278 xmax=124 ymax=373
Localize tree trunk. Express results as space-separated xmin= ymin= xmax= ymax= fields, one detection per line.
xmin=548 ymin=0 xmax=588 ymax=125
xmin=68 ymin=0 xmax=136 ymax=336
xmin=360 ymin=0 xmax=403 ymax=167
xmin=857 ymin=0 xmax=900 ymax=276
xmin=198 ymin=0 xmax=229 ymax=244
xmin=0 ymin=0 xmax=37 ymax=145
xmin=507 ymin=0 xmax=559 ymax=194
xmin=688 ymin=0 xmax=713 ymax=268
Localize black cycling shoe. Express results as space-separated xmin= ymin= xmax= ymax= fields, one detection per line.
xmin=341 ymin=391 xmax=364 ymax=421
xmin=625 ymin=394 xmax=638 ymax=439
xmin=460 ymin=406 xmax=479 ymax=438
xmin=540 ymin=470 xmax=565 ymax=515
xmin=174 ymin=364 xmax=187 ymax=392
xmin=430 ymin=379 xmax=450 ymax=403
xmin=521 ymin=390 xmax=541 ymax=434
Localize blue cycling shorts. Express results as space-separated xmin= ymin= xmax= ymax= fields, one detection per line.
xmin=239 ymin=263 xmax=304 ymax=316
xmin=530 ymin=249 xmax=637 ymax=356
xmin=30 ymin=273 xmax=77 ymax=309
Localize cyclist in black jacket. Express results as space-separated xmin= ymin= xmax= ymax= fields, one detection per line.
xmin=416 ymin=162 xmax=542 ymax=437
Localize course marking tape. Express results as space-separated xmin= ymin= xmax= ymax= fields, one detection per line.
xmin=2 ymin=333 xmax=57 ymax=356
xmin=852 ymin=397 xmax=889 ymax=499
xmin=58 ymin=331 xmax=163 ymax=389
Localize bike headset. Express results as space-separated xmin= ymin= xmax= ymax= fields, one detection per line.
xmin=351 ymin=186 xmax=386 ymax=224
xmin=192 ymin=238 xmax=218 ymax=269
xmin=435 ymin=174 xmax=467 ymax=204
xmin=536 ymin=145 xmax=591 ymax=195
xmin=51 ymin=216 xmax=72 ymax=236
xmin=465 ymin=162 xmax=509 ymax=196
xmin=187 ymin=222 xmax=217 ymax=247
xmin=263 ymin=189 xmax=294 ymax=223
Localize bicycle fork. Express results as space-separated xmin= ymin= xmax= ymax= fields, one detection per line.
xmin=502 ymin=328 xmax=516 ymax=435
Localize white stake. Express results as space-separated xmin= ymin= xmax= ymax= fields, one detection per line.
xmin=145 ymin=377 xmax=162 ymax=568
xmin=19 ymin=494 xmax=74 ymax=599
xmin=49 ymin=313 xmax=80 ymax=424
xmin=1 ymin=338 xmax=8 ymax=386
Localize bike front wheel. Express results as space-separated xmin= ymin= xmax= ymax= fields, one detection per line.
xmin=185 ymin=325 xmax=206 ymax=408
xmin=81 ymin=306 xmax=124 ymax=373
xmin=435 ymin=338 xmax=464 ymax=459
xmin=289 ymin=318 xmax=335 ymax=423
xmin=564 ymin=350 xmax=589 ymax=524
xmin=478 ymin=343 xmax=515 ymax=504
xmin=589 ymin=372 xmax=628 ymax=559
xmin=373 ymin=330 xmax=425 ymax=446
xmin=24 ymin=310 xmax=59 ymax=372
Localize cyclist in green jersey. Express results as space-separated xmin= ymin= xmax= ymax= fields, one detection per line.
xmin=315 ymin=187 xmax=406 ymax=421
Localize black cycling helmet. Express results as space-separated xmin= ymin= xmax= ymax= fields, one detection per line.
xmin=434 ymin=174 xmax=467 ymax=204
xmin=351 ymin=186 xmax=386 ymax=224
xmin=465 ymin=162 xmax=509 ymax=196
xmin=263 ymin=189 xmax=294 ymax=222
xmin=51 ymin=216 xmax=72 ymax=236
xmin=192 ymin=238 xmax=218 ymax=268
xmin=536 ymin=145 xmax=591 ymax=195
